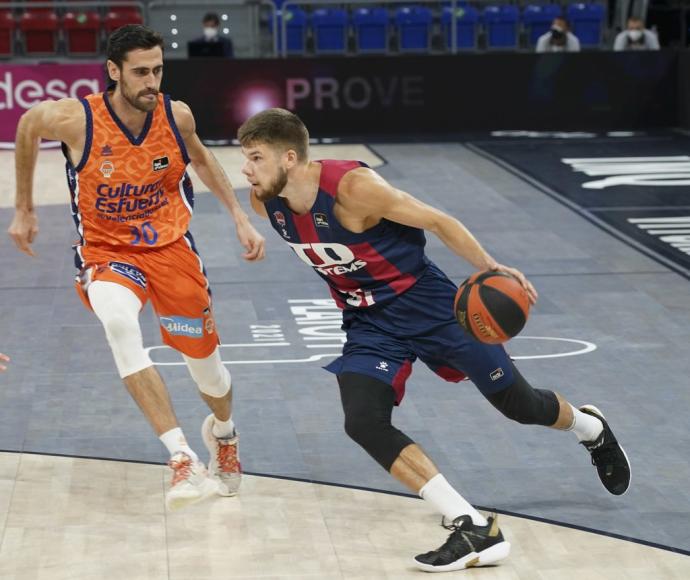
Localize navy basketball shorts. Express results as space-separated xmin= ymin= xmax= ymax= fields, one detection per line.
xmin=324 ymin=264 xmax=515 ymax=404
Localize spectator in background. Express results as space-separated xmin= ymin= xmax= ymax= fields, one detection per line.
xmin=0 ymin=353 xmax=9 ymax=372
xmin=613 ymin=17 xmax=659 ymax=51
xmin=536 ymin=17 xmax=581 ymax=53
xmin=188 ymin=12 xmax=234 ymax=58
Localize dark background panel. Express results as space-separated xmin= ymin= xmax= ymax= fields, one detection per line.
xmin=163 ymin=51 xmax=679 ymax=140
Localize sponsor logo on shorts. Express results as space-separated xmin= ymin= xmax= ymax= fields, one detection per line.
xmin=490 ymin=367 xmax=504 ymax=381
xmin=109 ymin=261 xmax=147 ymax=289
xmin=376 ymin=361 xmax=389 ymax=372
xmin=152 ymin=156 xmax=169 ymax=172
xmin=273 ymin=211 xmax=286 ymax=227
xmin=100 ymin=160 xmax=115 ymax=178
xmin=160 ymin=315 xmax=204 ymax=338
xmin=314 ymin=213 xmax=329 ymax=228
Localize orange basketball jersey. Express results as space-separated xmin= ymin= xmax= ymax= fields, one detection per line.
xmin=64 ymin=92 xmax=194 ymax=263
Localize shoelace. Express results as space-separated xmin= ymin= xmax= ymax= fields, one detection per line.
xmin=217 ymin=441 xmax=240 ymax=474
xmin=169 ymin=456 xmax=192 ymax=486
xmin=589 ymin=443 xmax=620 ymax=468
xmin=436 ymin=521 xmax=476 ymax=558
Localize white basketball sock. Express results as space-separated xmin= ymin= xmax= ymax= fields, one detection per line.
xmin=568 ymin=404 xmax=604 ymax=442
xmin=419 ymin=474 xmax=488 ymax=527
xmin=159 ymin=427 xmax=199 ymax=463
xmin=212 ymin=415 xmax=236 ymax=439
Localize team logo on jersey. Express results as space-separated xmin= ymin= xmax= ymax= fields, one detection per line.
xmin=152 ymin=156 xmax=169 ymax=172
xmin=100 ymin=160 xmax=115 ymax=178
xmin=490 ymin=367 xmax=504 ymax=381
xmin=109 ymin=261 xmax=147 ymax=289
xmin=202 ymin=307 xmax=215 ymax=334
xmin=273 ymin=211 xmax=286 ymax=227
xmin=101 ymin=144 xmax=113 ymax=156
xmin=314 ymin=213 xmax=329 ymax=228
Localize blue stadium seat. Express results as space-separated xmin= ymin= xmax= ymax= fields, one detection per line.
xmin=441 ymin=5 xmax=480 ymax=50
xmin=352 ymin=7 xmax=389 ymax=54
xmin=272 ymin=7 xmax=307 ymax=55
xmin=566 ymin=2 xmax=604 ymax=47
xmin=395 ymin=6 xmax=433 ymax=52
xmin=312 ymin=8 xmax=348 ymax=54
xmin=483 ymin=5 xmax=519 ymax=49
xmin=522 ymin=4 xmax=562 ymax=47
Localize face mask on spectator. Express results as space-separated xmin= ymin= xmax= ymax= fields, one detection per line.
xmin=203 ymin=27 xmax=219 ymax=40
xmin=550 ymin=27 xmax=565 ymax=40
xmin=628 ymin=29 xmax=643 ymax=42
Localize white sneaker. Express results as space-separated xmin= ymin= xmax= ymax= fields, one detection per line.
xmin=201 ymin=413 xmax=242 ymax=496
xmin=165 ymin=452 xmax=218 ymax=511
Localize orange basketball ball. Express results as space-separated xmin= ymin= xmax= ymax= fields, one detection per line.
xmin=454 ymin=271 xmax=530 ymax=344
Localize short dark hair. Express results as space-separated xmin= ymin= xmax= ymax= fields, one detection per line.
xmin=553 ymin=17 xmax=569 ymax=30
xmin=106 ymin=24 xmax=164 ymax=69
xmin=238 ymin=109 xmax=309 ymax=162
xmin=203 ymin=12 xmax=220 ymax=26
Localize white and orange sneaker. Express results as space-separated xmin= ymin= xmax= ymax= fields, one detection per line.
xmin=201 ymin=414 xmax=242 ymax=496
xmin=165 ymin=452 xmax=218 ymax=511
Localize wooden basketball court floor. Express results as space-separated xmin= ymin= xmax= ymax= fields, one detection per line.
xmin=0 ymin=141 xmax=689 ymax=579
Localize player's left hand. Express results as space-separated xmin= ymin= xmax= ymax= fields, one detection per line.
xmin=236 ymin=218 xmax=266 ymax=261
xmin=491 ymin=264 xmax=538 ymax=305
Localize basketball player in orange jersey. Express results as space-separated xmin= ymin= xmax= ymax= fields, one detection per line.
xmin=8 ymin=25 xmax=265 ymax=510
xmin=239 ymin=108 xmax=631 ymax=572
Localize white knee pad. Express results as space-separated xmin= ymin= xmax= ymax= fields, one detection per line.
xmin=184 ymin=348 xmax=231 ymax=398
xmin=88 ymin=281 xmax=153 ymax=378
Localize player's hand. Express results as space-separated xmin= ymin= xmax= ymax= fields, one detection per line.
xmin=8 ymin=208 xmax=38 ymax=257
xmin=491 ymin=263 xmax=538 ymax=305
xmin=235 ymin=217 xmax=265 ymax=261
xmin=0 ymin=353 xmax=9 ymax=372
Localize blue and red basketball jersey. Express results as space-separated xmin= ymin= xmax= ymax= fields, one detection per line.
xmin=264 ymin=160 xmax=430 ymax=309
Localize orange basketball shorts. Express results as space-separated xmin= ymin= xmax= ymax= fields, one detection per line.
xmin=74 ymin=235 xmax=220 ymax=359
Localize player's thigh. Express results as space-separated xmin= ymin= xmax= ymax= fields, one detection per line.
xmin=415 ymin=320 xmax=515 ymax=395
xmin=147 ymin=239 xmax=219 ymax=358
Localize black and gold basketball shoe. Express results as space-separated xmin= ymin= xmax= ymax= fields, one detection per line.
xmin=580 ymin=405 xmax=631 ymax=495
xmin=413 ymin=514 xmax=510 ymax=572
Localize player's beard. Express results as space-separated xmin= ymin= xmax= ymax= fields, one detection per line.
xmin=120 ymin=78 xmax=159 ymax=112
xmin=254 ymin=167 xmax=288 ymax=202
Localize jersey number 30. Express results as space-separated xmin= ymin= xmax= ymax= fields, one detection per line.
xmin=129 ymin=221 xmax=159 ymax=246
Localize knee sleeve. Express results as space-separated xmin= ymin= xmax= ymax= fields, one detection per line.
xmin=486 ymin=363 xmax=560 ymax=426
xmin=338 ymin=372 xmax=414 ymax=471
xmin=88 ymin=281 xmax=152 ymax=379
xmin=184 ymin=348 xmax=231 ymax=398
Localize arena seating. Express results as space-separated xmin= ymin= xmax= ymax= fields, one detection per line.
xmin=522 ymin=3 xmax=562 ymax=47
xmin=395 ymin=6 xmax=433 ymax=52
xmin=441 ymin=4 xmax=479 ymax=50
xmin=483 ymin=4 xmax=520 ymax=49
xmin=352 ymin=7 xmax=389 ymax=54
xmin=567 ymin=2 xmax=605 ymax=47
xmin=312 ymin=8 xmax=348 ymax=54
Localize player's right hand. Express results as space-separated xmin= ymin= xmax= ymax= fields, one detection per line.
xmin=8 ymin=208 xmax=39 ymax=257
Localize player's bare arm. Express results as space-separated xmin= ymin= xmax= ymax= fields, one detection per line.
xmin=340 ymin=168 xmax=537 ymax=302
xmin=9 ymin=98 xmax=85 ymax=257
xmin=0 ymin=353 xmax=9 ymax=372
xmin=172 ymin=99 xmax=265 ymax=261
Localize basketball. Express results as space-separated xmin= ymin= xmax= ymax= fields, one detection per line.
xmin=454 ymin=271 xmax=530 ymax=344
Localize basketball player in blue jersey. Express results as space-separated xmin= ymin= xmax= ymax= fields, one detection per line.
xmin=238 ymin=109 xmax=631 ymax=572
